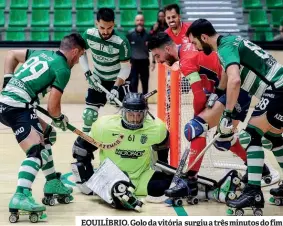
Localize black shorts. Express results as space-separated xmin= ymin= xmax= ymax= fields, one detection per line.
xmin=0 ymin=103 xmax=42 ymax=143
xmin=217 ymin=89 xmax=252 ymax=122
xmin=251 ymin=91 xmax=283 ymax=129
xmin=86 ymin=80 xmax=129 ymax=107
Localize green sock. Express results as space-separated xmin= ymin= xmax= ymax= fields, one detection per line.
xmin=42 ymin=147 xmax=57 ymax=181
xmin=16 ymin=157 xmax=41 ymax=193
xmin=266 ymin=132 xmax=283 ymax=169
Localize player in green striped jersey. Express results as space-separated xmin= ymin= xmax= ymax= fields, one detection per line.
xmin=188 ymin=19 xmax=283 ymax=214
xmin=0 ymin=34 xmax=86 ymax=222
xmin=79 ymin=8 xmax=131 ymax=133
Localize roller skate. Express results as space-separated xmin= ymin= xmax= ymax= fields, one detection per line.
xmin=164 ymin=176 xmax=199 ymax=206
xmin=42 ymin=172 xmax=73 ymax=206
xmin=9 ymin=189 xmax=47 ymax=223
xmin=226 ymin=184 xmax=264 ymax=216
xmin=242 ymin=163 xmax=272 ymax=186
xmin=269 ymin=180 xmax=283 ymax=206
xmin=111 ymin=181 xmax=144 ymax=212
xmin=213 ymin=170 xmax=243 ymax=202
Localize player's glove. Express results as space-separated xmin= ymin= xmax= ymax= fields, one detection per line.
xmin=206 ymin=88 xmax=225 ymax=108
xmin=85 ymin=70 xmax=102 ymax=92
xmin=217 ymin=109 xmax=233 ymax=135
xmin=51 ymin=114 xmax=69 ymax=131
xmin=106 ymin=86 xmax=119 ymax=105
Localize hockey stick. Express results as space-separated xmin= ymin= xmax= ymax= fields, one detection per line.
xmin=96 ymin=82 xmax=156 ymax=119
xmin=169 ymin=133 xmax=221 ymax=187
xmin=36 ymin=106 xmax=124 ymax=149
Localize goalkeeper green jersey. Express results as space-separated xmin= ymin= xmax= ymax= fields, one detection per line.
xmin=217 ymin=35 xmax=283 ymax=99
xmin=89 ymin=115 xmax=167 ymax=181
xmin=0 ymin=49 xmax=71 ymax=107
xmin=82 ymin=28 xmax=131 ymax=81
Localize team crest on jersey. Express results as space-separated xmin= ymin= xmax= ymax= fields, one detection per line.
xmin=140 ymin=134 xmax=148 ymax=144
xmin=108 ymin=45 xmax=114 ymax=54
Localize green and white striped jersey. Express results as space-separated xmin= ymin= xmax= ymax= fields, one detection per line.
xmin=0 ymin=50 xmax=71 ymax=108
xmin=83 ymin=28 xmax=131 ymax=81
xmin=217 ymin=35 xmax=283 ymax=99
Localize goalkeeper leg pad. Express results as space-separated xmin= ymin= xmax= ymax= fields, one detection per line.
xmin=184 ymin=116 xmax=208 ymax=141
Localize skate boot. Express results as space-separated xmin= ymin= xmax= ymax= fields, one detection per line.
xmin=213 ymin=170 xmax=243 ymax=203
xmin=111 ymin=181 xmax=144 ymax=212
xmin=165 ymin=176 xmax=199 ymax=206
xmin=9 ymin=189 xmax=47 ymax=223
xmin=269 ymin=180 xmax=283 ymax=206
xmin=42 ymin=173 xmax=73 ymax=206
xmin=226 ymin=184 xmax=264 ymax=216
xmin=242 ymin=163 xmax=272 ymax=186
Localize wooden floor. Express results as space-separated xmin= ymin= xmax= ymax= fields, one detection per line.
xmin=0 ymin=104 xmax=283 ymax=225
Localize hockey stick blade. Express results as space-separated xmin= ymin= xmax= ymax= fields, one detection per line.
xmin=36 ymin=106 xmax=124 ymax=149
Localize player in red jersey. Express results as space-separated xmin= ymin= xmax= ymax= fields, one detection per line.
xmin=164 ymin=4 xmax=191 ymax=45
xmin=148 ymin=32 xmax=250 ymax=204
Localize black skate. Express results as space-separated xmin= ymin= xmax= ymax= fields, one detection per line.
xmin=242 ymin=163 xmax=272 ymax=186
xmin=111 ymin=181 xmax=144 ymax=212
xmin=226 ymin=184 xmax=264 ymax=216
xmin=164 ymin=176 xmax=198 ymax=206
xmin=269 ymin=180 xmax=283 ymax=206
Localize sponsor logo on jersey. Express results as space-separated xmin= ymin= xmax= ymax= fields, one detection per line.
xmin=140 ymin=134 xmax=148 ymax=144
xmin=263 ymin=93 xmax=275 ymax=98
xmin=115 ymin=149 xmax=145 ymax=159
xmin=108 ymin=45 xmax=114 ymax=54
xmin=15 ymin=127 xmax=24 ymax=136
xmin=275 ymin=114 xmax=283 ymax=122
xmin=0 ymin=105 xmax=6 ymax=113
xmin=10 ymin=78 xmax=27 ymax=90
xmin=112 ymin=133 xmax=120 ymax=136
xmin=123 ymin=42 xmax=128 ymax=58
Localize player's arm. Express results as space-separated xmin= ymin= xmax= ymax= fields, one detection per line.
xmin=2 ymin=49 xmax=28 ymax=89
xmin=180 ymin=54 xmax=206 ymax=116
xmin=48 ymin=68 xmax=71 ymax=131
xmin=218 ymin=43 xmax=241 ymax=112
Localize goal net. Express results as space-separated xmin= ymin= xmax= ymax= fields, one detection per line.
xmin=157 ymin=63 xmax=280 ymax=186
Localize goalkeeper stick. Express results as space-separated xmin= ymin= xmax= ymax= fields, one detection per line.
xmin=96 ymin=82 xmax=156 ymax=119
xmin=36 ymin=106 xmax=124 ymax=149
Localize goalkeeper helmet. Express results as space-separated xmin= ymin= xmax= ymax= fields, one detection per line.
xmin=122 ymin=92 xmax=148 ymax=130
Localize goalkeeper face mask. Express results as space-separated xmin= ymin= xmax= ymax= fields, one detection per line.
xmin=122 ymin=109 xmax=147 ymax=130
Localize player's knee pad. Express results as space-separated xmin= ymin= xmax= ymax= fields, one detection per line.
xmin=27 ymin=143 xmax=49 ymax=167
xmin=213 ymin=133 xmax=237 ymax=152
xmin=184 ymin=116 xmax=208 ymax=141
xmin=72 ymin=136 xmax=97 ymax=162
xmin=82 ymin=106 xmax=98 ymax=127
xmin=43 ymin=124 xmax=56 ymax=146
xmin=239 ymin=126 xmax=262 ymax=149
xmin=262 ymin=132 xmax=283 ymax=151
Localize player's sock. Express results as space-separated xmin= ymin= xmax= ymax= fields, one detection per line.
xmin=42 ymin=147 xmax=57 ymax=181
xmin=266 ymin=132 xmax=283 ymax=169
xmin=230 ymin=139 xmax=247 ymax=162
xmin=16 ymin=157 xmax=41 ymax=193
xmin=188 ymin=137 xmax=206 ymax=173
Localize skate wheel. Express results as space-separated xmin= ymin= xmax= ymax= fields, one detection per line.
xmin=239 ymin=182 xmax=245 ymax=190
xmin=128 ymin=186 xmax=135 ymax=193
xmin=233 ymin=177 xmax=241 ymax=185
xmin=253 ymin=208 xmax=263 ymax=216
xmin=9 ymin=214 xmax=18 ymax=223
xmin=64 ymin=196 xmax=70 ymax=204
xmin=174 ymin=199 xmax=183 ymax=207
xmin=275 ymin=198 xmax=281 ymax=206
xmin=29 ymin=213 xmax=38 ymax=223
xmin=117 ymin=184 xmax=127 ymax=193
xmin=188 ymin=197 xmax=198 ymax=205
xmin=42 ymin=197 xmax=48 ymax=205
xmin=264 ymin=176 xmax=272 ymax=185
xmin=235 ymin=209 xmax=244 ymax=216
xmin=228 ymin=192 xmax=236 ymax=200
xmin=226 ymin=208 xmax=234 ymax=215
xmin=48 ymin=198 xmax=55 ymax=206
xmin=134 ymin=205 xmax=142 ymax=212
xmin=255 ymin=194 xmax=262 ymax=202
xmin=122 ymin=195 xmax=129 ymax=202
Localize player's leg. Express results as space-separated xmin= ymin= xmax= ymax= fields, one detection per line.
xmin=71 ymin=136 xmax=97 ymax=195
xmin=0 ymin=105 xmax=47 ymax=221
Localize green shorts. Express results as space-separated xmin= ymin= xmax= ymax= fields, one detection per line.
xmin=131 ymin=169 xmax=154 ymax=196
